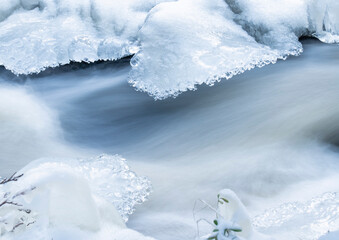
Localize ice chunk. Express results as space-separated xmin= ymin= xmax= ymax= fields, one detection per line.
xmin=78 ymin=154 xmax=152 ymax=222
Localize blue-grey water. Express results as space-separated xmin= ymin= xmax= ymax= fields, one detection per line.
xmin=1 ymin=39 xmax=339 ymax=239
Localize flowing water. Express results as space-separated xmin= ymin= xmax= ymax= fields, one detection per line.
xmin=1 ymin=39 xmax=339 ymax=239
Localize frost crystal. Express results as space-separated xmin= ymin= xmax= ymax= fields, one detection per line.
xmin=79 ymin=154 xmax=152 ymax=222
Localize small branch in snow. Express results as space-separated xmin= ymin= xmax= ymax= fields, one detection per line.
xmin=0 ymin=172 xmax=37 ymax=235
xmin=0 ymin=172 xmax=24 ymax=185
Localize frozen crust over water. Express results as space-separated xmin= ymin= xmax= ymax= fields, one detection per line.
xmin=0 ymin=0 xmax=167 ymax=74
xmin=0 ymin=0 xmax=338 ymax=98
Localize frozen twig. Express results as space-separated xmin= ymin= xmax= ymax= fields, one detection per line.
xmin=0 ymin=172 xmax=24 ymax=185
xmin=193 ymin=194 xmax=242 ymax=240
xmin=0 ymin=172 xmax=36 ymax=234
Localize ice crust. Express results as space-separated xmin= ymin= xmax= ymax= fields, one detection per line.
xmin=0 ymin=154 xmax=153 ymax=240
xmin=0 ymin=0 xmax=167 ymax=75
xmin=0 ymin=0 xmax=338 ymax=98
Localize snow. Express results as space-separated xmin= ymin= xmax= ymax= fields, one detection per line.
xmin=0 ymin=155 xmax=153 ymax=240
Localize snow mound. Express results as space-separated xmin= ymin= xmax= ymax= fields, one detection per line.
xmin=0 ymin=154 xmax=153 ymax=240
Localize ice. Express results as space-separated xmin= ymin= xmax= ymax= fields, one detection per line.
xmin=0 ymin=155 xmax=153 ymax=240
xmin=78 ymin=154 xmax=152 ymax=222
xmin=225 ymin=0 xmax=308 ymax=54
xmin=309 ymin=0 xmax=339 ymax=43
xmin=253 ymin=192 xmax=339 ymax=240
xmin=0 ymin=0 xmax=338 ymax=98
xmin=0 ymin=0 xmax=171 ymax=75
xmin=129 ymin=0 xmax=283 ymax=99
xmin=129 ymin=0 xmax=339 ymax=99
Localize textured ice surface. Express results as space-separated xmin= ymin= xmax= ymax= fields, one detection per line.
xmin=0 ymin=0 xmax=171 ymax=74
xmin=253 ymin=192 xmax=339 ymax=240
xmin=129 ymin=0 xmax=285 ymax=99
xmin=130 ymin=0 xmax=339 ymax=99
xmin=0 ymin=0 xmax=338 ymax=98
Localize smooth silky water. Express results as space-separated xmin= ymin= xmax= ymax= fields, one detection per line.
xmin=1 ymin=39 xmax=339 ymax=239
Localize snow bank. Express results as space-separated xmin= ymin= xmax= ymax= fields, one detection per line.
xmin=0 ymin=154 xmax=153 ymax=240
xmin=0 ymin=0 xmax=338 ymax=98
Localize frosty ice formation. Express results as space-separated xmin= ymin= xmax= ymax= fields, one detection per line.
xmin=0 ymin=0 xmax=338 ymax=99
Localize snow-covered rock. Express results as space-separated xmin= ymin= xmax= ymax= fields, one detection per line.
xmin=0 ymin=155 xmax=153 ymax=240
